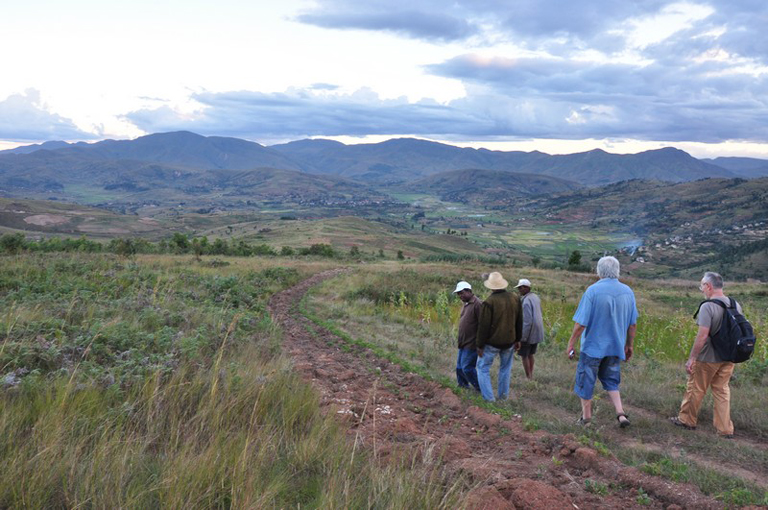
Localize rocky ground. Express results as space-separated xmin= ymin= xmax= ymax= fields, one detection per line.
xmin=268 ymin=269 xmax=731 ymax=510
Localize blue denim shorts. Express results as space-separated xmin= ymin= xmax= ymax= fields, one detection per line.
xmin=574 ymin=353 xmax=621 ymax=400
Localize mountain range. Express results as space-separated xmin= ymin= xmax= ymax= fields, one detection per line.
xmin=2 ymin=132 xmax=767 ymax=195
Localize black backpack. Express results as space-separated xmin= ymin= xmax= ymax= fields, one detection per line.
xmin=694 ymin=298 xmax=756 ymax=363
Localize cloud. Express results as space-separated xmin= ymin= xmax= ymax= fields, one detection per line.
xmin=295 ymin=1 xmax=768 ymax=64
xmin=123 ymin=61 xmax=768 ymax=145
xmin=309 ymin=83 xmax=340 ymax=91
xmin=124 ymin=88 xmax=498 ymax=139
xmin=295 ymin=3 xmax=478 ymax=41
xmin=428 ymin=54 xmax=768 ymax=142
xmin=125 ymin=1 xmax=768 ymax=145
xmin=0 ymin=89 xmax=97 ymax=141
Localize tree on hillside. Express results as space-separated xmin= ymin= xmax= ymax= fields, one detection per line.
xmin=568 ymin=250 xmax=582 ymax=267
xmin=170 ymin=233 xmax=190 ymax=254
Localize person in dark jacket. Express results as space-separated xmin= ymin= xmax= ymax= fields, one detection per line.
xmin=476 ymin=272 xmax=523 ymax=401
xmin=453 ymin=281 xmax=482 ymax=391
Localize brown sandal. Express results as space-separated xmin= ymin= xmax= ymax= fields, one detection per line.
xmin=617 ymin=413 xmax=631 ymax=428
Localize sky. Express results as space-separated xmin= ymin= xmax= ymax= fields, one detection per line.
xmin=1 ymin=0 xmax=767 ymax=158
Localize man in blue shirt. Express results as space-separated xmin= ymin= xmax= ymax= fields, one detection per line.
xmin=566 ymin=256 xmax=637 ymax=428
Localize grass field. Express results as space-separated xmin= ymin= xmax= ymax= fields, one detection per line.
xmin=3 ymin=250 xmax=767 ymax=507
xmin=305 ymin=263 xmax=768 ymax=505
xmin=0 ymin=254 xmax=468 ymax=508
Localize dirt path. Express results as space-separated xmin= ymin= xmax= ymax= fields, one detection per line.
xmin=269 ymin=270 xmax=724 ymax=509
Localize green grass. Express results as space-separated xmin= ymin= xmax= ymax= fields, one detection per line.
xmin=0 ymin=253 xmax=469 ymax=508
xmin=304 ymin=262 xmax=768 ymax=504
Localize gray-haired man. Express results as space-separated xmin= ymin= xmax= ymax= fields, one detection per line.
xmin=566 ymin=256 xmax=637 ymax=428
xmin=670 ymin=272 xmax=741 ymax=438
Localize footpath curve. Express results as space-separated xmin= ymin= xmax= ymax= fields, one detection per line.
xmin=268 ymin=269 xmax=723 ymax=510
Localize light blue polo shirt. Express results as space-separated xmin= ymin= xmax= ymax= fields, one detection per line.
xmin=573 ymin=278 xmax=638 ymax=359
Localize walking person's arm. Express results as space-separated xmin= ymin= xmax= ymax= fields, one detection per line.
xmin=521 ymin=299 xmax=533 ymax=344
xmin=566 ymin=323 xmax=586 ymax=358
xmin=624 ymin=324 xmax=636 ymax=361
xmin=685 ymin=326 xmax=710 ymax=375
xmin=477 ymin=302 xmax=492 ymax=357
xmin=514 ymin=296 xmax=523 ymax=350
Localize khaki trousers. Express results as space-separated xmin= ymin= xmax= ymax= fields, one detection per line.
xmin=677 ymin=361 xmax=734 ymax=435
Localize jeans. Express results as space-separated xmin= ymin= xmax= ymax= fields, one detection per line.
xmin=456 ymin=348 xmax=479 ymax=390
xmin=476 ymin=345 xmax=514 ymax=401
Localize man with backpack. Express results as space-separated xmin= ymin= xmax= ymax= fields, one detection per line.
xmin=670 ymin=272 xmax=752 ymax=438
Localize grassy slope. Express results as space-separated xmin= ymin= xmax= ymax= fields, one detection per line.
xmin=0 ymin=197 xmax=170 ymax=238
xmin=0 ymin=254 xmax=467 ymax=508
xmin=306 ymin=263 xmax=768 ymax=503
xmin=199 ymin=215 xmax=488 ymax=258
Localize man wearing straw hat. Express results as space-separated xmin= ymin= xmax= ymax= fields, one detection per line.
xmin=476 ymin=272 xmax=523 ymax=402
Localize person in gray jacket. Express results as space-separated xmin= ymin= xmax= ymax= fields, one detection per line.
xmin=515 ymin=278 xmax=544 ymax=380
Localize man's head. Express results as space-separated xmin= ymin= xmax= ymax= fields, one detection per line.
xmin=453 ymin=281 xmax=474 ymax=302
xmin=700 ymin=271 xmax=724 ymax=298
xmin=596 ymin=256 xmax=620 ymax=279
xmin=515 ymin=278 xmax=532 ymax=296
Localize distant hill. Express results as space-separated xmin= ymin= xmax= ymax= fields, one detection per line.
xmin=0 ymin=140 xmax=89 ymax=155
xmin=272 ymin=138 xmax=734 ymax=185
xmin=700 ymin=157 xmax=768 ymax=178
xmin=0 ymin=131 xmax=301 ymax=174
xmin=272 ymin=138 xmax=551 ymax=183
xmin=521 ymin=147 xmax=734 ymax=186
xmin=402 ymin=168 xmax=581 ymax=204
xmin=202 ymin=215 xmax=489 ymax=259
xmin=527 ymin=177 xmax=768 ymax=278
xmin=531 ymin=177 xmax=768 ymax=235
xmin=0 ymin=132 xmax=388 ymax=209
xmin=0 ymin=197 xmax=168 ymax=237
xmin=0 ymin=132 xmax=741 ymax=195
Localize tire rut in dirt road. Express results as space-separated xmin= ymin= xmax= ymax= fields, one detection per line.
xmin=268 ymin=270 xmax=725 ymax=509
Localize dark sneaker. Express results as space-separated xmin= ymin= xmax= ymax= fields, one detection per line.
xmin=669 ymin=416 xmax=696 ymax=430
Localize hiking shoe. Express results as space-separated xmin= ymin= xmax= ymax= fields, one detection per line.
xmin=576 ymin=416 xmax=591 ymax=427
xmin=669 ymin=416 xmax=696 ymax=430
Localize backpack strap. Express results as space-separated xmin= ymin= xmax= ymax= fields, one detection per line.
xmin=693 ymin=299 xmax=725 ymax=319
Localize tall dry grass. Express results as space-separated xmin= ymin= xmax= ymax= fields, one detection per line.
xmin=0 ymin=254 xmax=467 ymax=509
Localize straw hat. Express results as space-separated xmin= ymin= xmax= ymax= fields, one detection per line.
xmin=483 ymin=272 xmax=509 ymax=290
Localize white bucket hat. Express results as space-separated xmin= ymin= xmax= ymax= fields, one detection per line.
xmin=453 ymin=281 xmax=472 ymax=293
xmin=483 ymin=272 xmax=509 ymax=290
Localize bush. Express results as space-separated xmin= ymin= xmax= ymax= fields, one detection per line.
xmin=0 ymin=233 xmax=26 ymax=254
xmin=299 ymin=244 xmax=336 ymax=258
